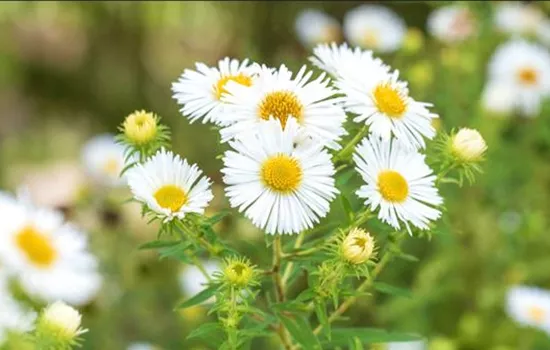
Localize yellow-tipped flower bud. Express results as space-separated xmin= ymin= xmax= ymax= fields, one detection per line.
xmin=342 ymin=228 xmax=375 ymax=265
xmin=223 ymin=257 xmax=256 ymax=288
xmin=122 ymin=110 xmax=158 ymax=145
xmin=451 ymin=128 xmax=487 ymax=162
xmin=36 ymin=301 xmax=86 ymax=347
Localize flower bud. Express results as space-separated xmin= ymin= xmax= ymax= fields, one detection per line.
xmin=342 ymin=228 xmax=375 ymax=265
xmin=223 ymin=257 xmax=256 ymax=288
xmin=451 ymin=128 xmax=487 ymax=162
xmin=122 ymin=110 xmax=158 ymax=145
xmin=35 ymin=301 xmax=86 ymax=348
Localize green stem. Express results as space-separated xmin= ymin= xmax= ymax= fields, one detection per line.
xmin=272 ymin=235 xmax=285 ymax=302
xmin=282 ymin=231 xmax=306 ymax=284
xmin=334 ymin=125 xmax=368 ymax=162
xmin=311 ymin=233 xmax=406 ymax=337
xmin=271 ymin=235 xmax=293 ymax=350
xmin=174 ymin=222 xmax=213 ymax=282
xmin=174 ymin=220 xmax=219 ymax=256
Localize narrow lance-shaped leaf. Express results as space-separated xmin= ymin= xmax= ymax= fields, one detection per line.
xmin=177 ymin=284 xmax=218 ymax=309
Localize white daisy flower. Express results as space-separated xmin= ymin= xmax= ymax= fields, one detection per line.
xmin=494 ymin=2 xmax=545 ymax=37
xmin=387 ymin=340 xmax=426 ymax=350
xmin=295 ymin=9 xmax=341 ymax=48
xmin=480 ymin=80 xmax=516 ymax=117
xmin=354 ymin=137 xmax=442 ymax=233
xmin=0 ymin=292 xmax=36 ymax=345
xmin=343 ymin=5 xmax=406 ymax=53
xmin=0 ymin=195 xmax=102 ymax=306
xmin=126 ymin=148 xmax=213 ymax=222
xmin=488 ymin=39 xmax=550 ymax=116
xmin=171 ymin=57 xmax=259 ymax=125
xmin=178 ymin=260 xmax=220 ymax=301
xmin=81 ymin=134 xmax=126 ymax=188
xmin=309 ymin=42 xmax=390 ymax=79
xmin=222 ymin=118 xmax=338 ymax=235
xmin=336 ymin=62 xmax=438 ymax=150
xmin=219 ymin=64 xmax=347 ymax=150
xmin=427 ymin=4 xmax=476 ymax=43
xmin=506 ymin=285 xmax=550 ymax=334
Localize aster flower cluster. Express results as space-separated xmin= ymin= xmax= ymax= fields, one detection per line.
xmin=110 ymin=34 xmax=488 ymax=348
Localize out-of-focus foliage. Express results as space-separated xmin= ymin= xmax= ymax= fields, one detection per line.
xmin=1 ymin=1 xmax=550 ymax=349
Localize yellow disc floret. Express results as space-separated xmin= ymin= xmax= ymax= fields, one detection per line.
xmin=373 ymin=83 xmax=407 ymax=118
xmin=16 ymin=226 xmax=57 ymax=268
xmin=154 ymin=185 xmax=188 ymax=212
xmin=258 ymin=91 xmax=304 ymax=129
xmin=260 ymin=155 xmax=303 ymax=193
xmin=377 ymin=170 xmax=409 ymax=203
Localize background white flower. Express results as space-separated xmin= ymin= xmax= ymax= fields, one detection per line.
xmin=494 ymin=2 xmax=545 ymax=37
xmin=0 ymin=193 xmax=102 ymax=306
xmin=506 ymin=285 xmax=550 ymax=334
xmin=295 ymin=9 xmax=341 ymax=48
xmin=487 ymin=39 xmax=550 ymax=116
xmin=343 ymin=5 xmax=406 ymax=53
xmin=427 ymin=5 xmax=476 ymax=43
xmin=81 ymin=134 xmax=127 ymax=188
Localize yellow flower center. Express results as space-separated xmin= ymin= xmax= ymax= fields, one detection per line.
xmin=258 ymin=91 xmax=304 ymax=129
xmin=154 ymin=185 xmax=188 ymax=212
xmin=373 ymin=83 xmax=407 ymax=118
xmin=103 ymin=157 xmax=120 ymax=177
xmin=214 ymin=74 xmax=252 ymax=100
xmin=377 ymin=170 xmax=409 ymax=203
xmin=362 ymin=31 xmax=379 ymax=48
xmin=260 ymin=154 xmax=303 ymax=193
xmin=517 ymin=67 xmax=538 ymax=86
xmin=231 ymin=263 xmax=246 ymax=276
xmin=528 ymin=305 xmax=546 ymax=324
xmin=16 ymin=226 xmax=57 ymax=268
xmin=353 ymin=236 xmax=369 ymax=250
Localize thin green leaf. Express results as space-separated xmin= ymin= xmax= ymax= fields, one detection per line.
xmin=315 ymin=300 xmax=330 ymax=340
xmin=204 ymin=210 xmax=231 ymax=226
xmin=186 ymin=322 xmax=224 ymax=348
xmin=278 ymin=313 xmax=322 ymax=350
xmin=176 ymin=285 xmax=217 ymax=309
xmin=336 ymin=168 xmax=355 ymax=186
xmin=324 ymin=328 xmax=422 ymax=346
xmin=397 ymin=253 xmax=420 ymax=262
xmin=348 ymin=337 xmax=364 ymax=350
xmin=138 ymin=240 xmax=179 ymax=250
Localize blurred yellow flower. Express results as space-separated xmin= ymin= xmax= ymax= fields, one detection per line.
xmin=408 ymin=60 xmax=434 ymax=90
xmin=402 ymin=27 xmax=424 ymax=55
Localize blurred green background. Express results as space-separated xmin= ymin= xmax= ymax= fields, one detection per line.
xmin=2 ymin=1 xmax=550 ymax=349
